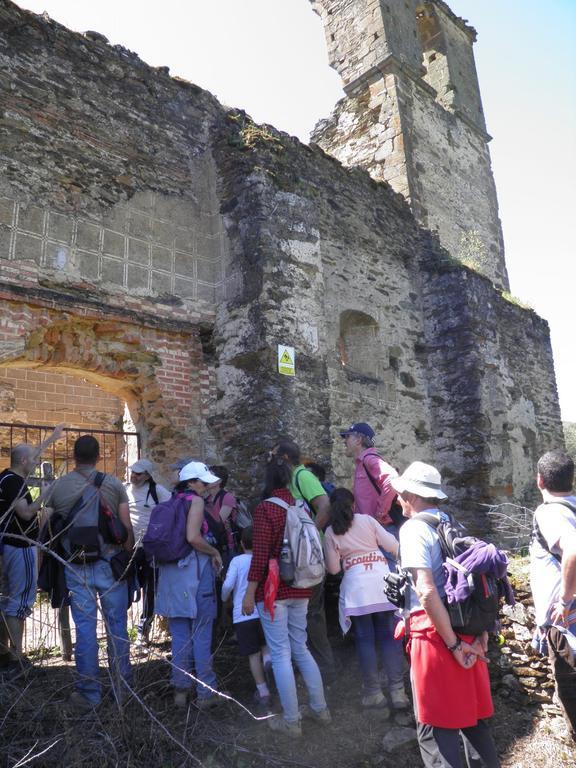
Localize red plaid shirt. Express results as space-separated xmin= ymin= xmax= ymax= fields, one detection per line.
xmin=247 ymin=487 xmax=312 ymax=603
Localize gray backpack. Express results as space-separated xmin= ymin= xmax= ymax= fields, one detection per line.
xmin=267 ymin=497 xmax=325 ymax=589
xmin=62 ymin=473 xmax=126 ymax=563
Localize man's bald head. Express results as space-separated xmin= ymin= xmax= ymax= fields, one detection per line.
xmin=10 ymin=444 xmax=35 ymax=473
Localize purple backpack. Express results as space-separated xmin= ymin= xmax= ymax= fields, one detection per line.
xmin=142 ymin=493 xmax=193 ymax=563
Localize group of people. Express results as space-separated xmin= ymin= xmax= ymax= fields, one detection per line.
xmin=0 ymin=419 xmax=575 ymax=768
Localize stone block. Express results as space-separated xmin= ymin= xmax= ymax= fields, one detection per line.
xmin=17 ymin=205 xmax=44 ymax=234
xmin=103 ymin=229 xmax=125 ymax=257
xmin=151 ymin=245 xmax=172 ymax=271
xmin=47 ymin=212 xmax=73 ymax=244
xmin=175 ymin=278 xmax=195 ymax=298
xmin=128 ymin=237 xmax=150 ymax=265
xmin=45 ymin=243 xmax=72 ymax=270
xmin=13 ymin=232 xmax=42 ymax=263
xmin=196 ymin=281 xmax=216 ymax=302
xmin=76 ymin=221 xmax=101 ymax=251
xmin=151 ymin=218 xmax=175 ymax=248
xmin=0 ymin=230 xmax=11 ymax=259
xmin=175 ymin=253 xmax=195 ymax=278
xmin=101 ymin=256 xmax=124 ymax=285
xmin=151 ymin=270 xmax=172 ymax=294
xmin=197 ymin=258 xmax=219 ymax=284
xmin=128 ymin=211 xmax=154 ymax=241
xmin=174 ymin=230 xmax=194 ymax=253
xmin=0 ymin=198 xmax=15 ymax=226
xmin=127 ymin=263 xmax=150 ymax=290
xmin=77 ymin=250 xmax=100 ymax=279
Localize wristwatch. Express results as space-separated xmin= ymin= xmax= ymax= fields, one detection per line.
xmin=446 ymin=638 xmax=462 ymax=652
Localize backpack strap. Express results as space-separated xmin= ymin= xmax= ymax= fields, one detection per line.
xmin=413 ymin=511 xmax=451 ymax=560
xmin=534 ymin=499 xmax=576 ymax=562
xmin=145 ymin=479 xmax=159 ymax=506
xmin=361 ymin=453 xmax=382 ymax=496
xmin=294 ymin=469 xmax=311 ymax=505
xmin=266 ymin=497 xmax=290 ymax=511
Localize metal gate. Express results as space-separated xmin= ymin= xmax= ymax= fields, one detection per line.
xmin=0 ymin=422 xmax=140 ymax=482
xmin=0 ymin=422 xmax=141 ymax=653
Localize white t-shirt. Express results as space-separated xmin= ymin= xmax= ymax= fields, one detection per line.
xmin=399 ymin=508 xmax=447 ymax=612
xmin=126 ymin=481 xmax=172 ymax=543
xmin=529 ymin=492 xmax=576 ymax=628
xmin=221 ymin=553 xmax=257 ymax=624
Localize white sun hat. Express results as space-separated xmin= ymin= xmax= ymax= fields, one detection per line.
xmin=179 ymin=461 xmax=220 ymax=484
xmin=390 ymin=461 xmax=448 ymax=500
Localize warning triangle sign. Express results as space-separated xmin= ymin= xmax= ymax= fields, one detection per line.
xmin=278 ymin=345 xmax=295 ymax=376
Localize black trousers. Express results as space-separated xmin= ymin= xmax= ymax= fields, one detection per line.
xmin=306 ymin=579 xmax=336 ymax=676
xmin=416 ymin=720 xmax=500 ymax=768
xmin=548 ymin=625 xmax=576 ymax=738
xmin=135 ymin=547 xmax=157 ymax=636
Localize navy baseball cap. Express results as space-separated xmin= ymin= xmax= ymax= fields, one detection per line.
xmin=339 ymin=422 xmax=375 ymax=440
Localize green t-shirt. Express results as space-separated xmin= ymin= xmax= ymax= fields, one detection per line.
xmin=290 ymin=465 xmax=327 ymax=507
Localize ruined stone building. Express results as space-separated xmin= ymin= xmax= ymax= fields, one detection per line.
xmin=0 ymin=0 xmax=563 ymax=530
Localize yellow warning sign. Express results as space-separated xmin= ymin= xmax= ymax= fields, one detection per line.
xmin=278 ymin=344 xmax=295 ymax=376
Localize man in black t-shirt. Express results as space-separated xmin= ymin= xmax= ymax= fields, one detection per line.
xmin=0 ymin=444 xmax=52 ymax=669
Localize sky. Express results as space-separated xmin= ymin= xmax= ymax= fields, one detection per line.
xmin=14 ymin=0 xmax=576 ymax=422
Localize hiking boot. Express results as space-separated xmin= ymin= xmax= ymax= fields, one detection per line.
xmin=299 ymin=704 xmax=332 ymax=724
xmin=267 ymin=715 xmax=302 ymax=737
xmin=253 ymin=692 xmax=273 ymax=714
xmin=196 ymin=692 xmax=225 ymax=711
xmin=68 ymin=690 xmax=97 ymax=712
xmin=173 ymin=689 xmax=189 ymax=708
xmin=361 ymin=691 xmax=388 ymax=709
xmin=390 ymin=687 xmax=410 ymax=710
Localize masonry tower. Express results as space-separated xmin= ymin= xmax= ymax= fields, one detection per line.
xmin=310 ymin=0 xmax=509 ymax=289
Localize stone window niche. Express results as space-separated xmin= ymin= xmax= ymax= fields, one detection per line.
xmin=416 ymin=5 xmax=454 ymax=111
xmin=338 ymin=310 xmax=380 ymax=379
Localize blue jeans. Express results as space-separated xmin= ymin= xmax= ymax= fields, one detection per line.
xmin=258 ymin=598 xmax=327 ymax=724
xmin=168 ymin=565 xmax=217 ymax=698
xmin=65 ymin=559 xmax=131 ymax=706
xmin=351 ymin=611 xmax=405 ymax=696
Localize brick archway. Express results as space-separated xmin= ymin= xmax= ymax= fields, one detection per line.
xmin=0 ymin=297 xmax=206 ymax=475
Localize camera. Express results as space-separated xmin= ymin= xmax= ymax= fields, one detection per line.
xmin=383 ymin=570 xmax=409 ymax=609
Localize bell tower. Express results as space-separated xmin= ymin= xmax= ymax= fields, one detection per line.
xmin=310 ymin=0 xmax=509 ymax=290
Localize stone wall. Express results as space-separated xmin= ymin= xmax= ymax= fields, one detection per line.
xmin=0 ymin=1 xmax=563 ymax=523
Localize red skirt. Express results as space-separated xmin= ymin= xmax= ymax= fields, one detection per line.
xmin=407 ymin=611 xmax=494 ymax=728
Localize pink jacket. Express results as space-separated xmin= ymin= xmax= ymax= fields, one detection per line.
xmin=353 ymin=449 xmax=398 ymax=525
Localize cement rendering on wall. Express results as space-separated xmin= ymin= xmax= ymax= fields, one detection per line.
xmin=0 ymin=1 xmax=564 ymax=533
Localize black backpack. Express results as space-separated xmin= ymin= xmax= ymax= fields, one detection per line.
xmin=418 ymin=513 xmax=504 ymax=635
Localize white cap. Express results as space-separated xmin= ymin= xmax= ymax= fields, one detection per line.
xmin=130 ymin=459 xmax=155 ymax=477
xmin=179 ymin=461 xmax=220 ymax=484
xmin=390 ymin=461 xmax=448 ymax=500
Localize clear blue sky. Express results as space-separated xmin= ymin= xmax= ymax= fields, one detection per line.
xmin=15 ymin=0 xmax=576 ymax=423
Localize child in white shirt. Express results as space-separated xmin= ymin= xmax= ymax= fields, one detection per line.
xmin=221 ymin=527 xmax=271 ymax=707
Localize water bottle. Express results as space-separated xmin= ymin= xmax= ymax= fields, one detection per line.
xmin=279 ymin=538 xmax=295 ymax=585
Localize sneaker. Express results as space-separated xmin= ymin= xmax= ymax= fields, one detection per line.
xmin=299 ymin=704 xmax=332 ymax=724
xmin=267 ymin=715 xmax=302 ymax=737
xmin=361 ymin=691 xmax=387 ymax=708
xmin=173 ymin=689 xmax=189 ymax=708
xmin=68 ymin=690 xmax=97 ymax=712
xmin=390 ymin=687 xmax=410 ymax=710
